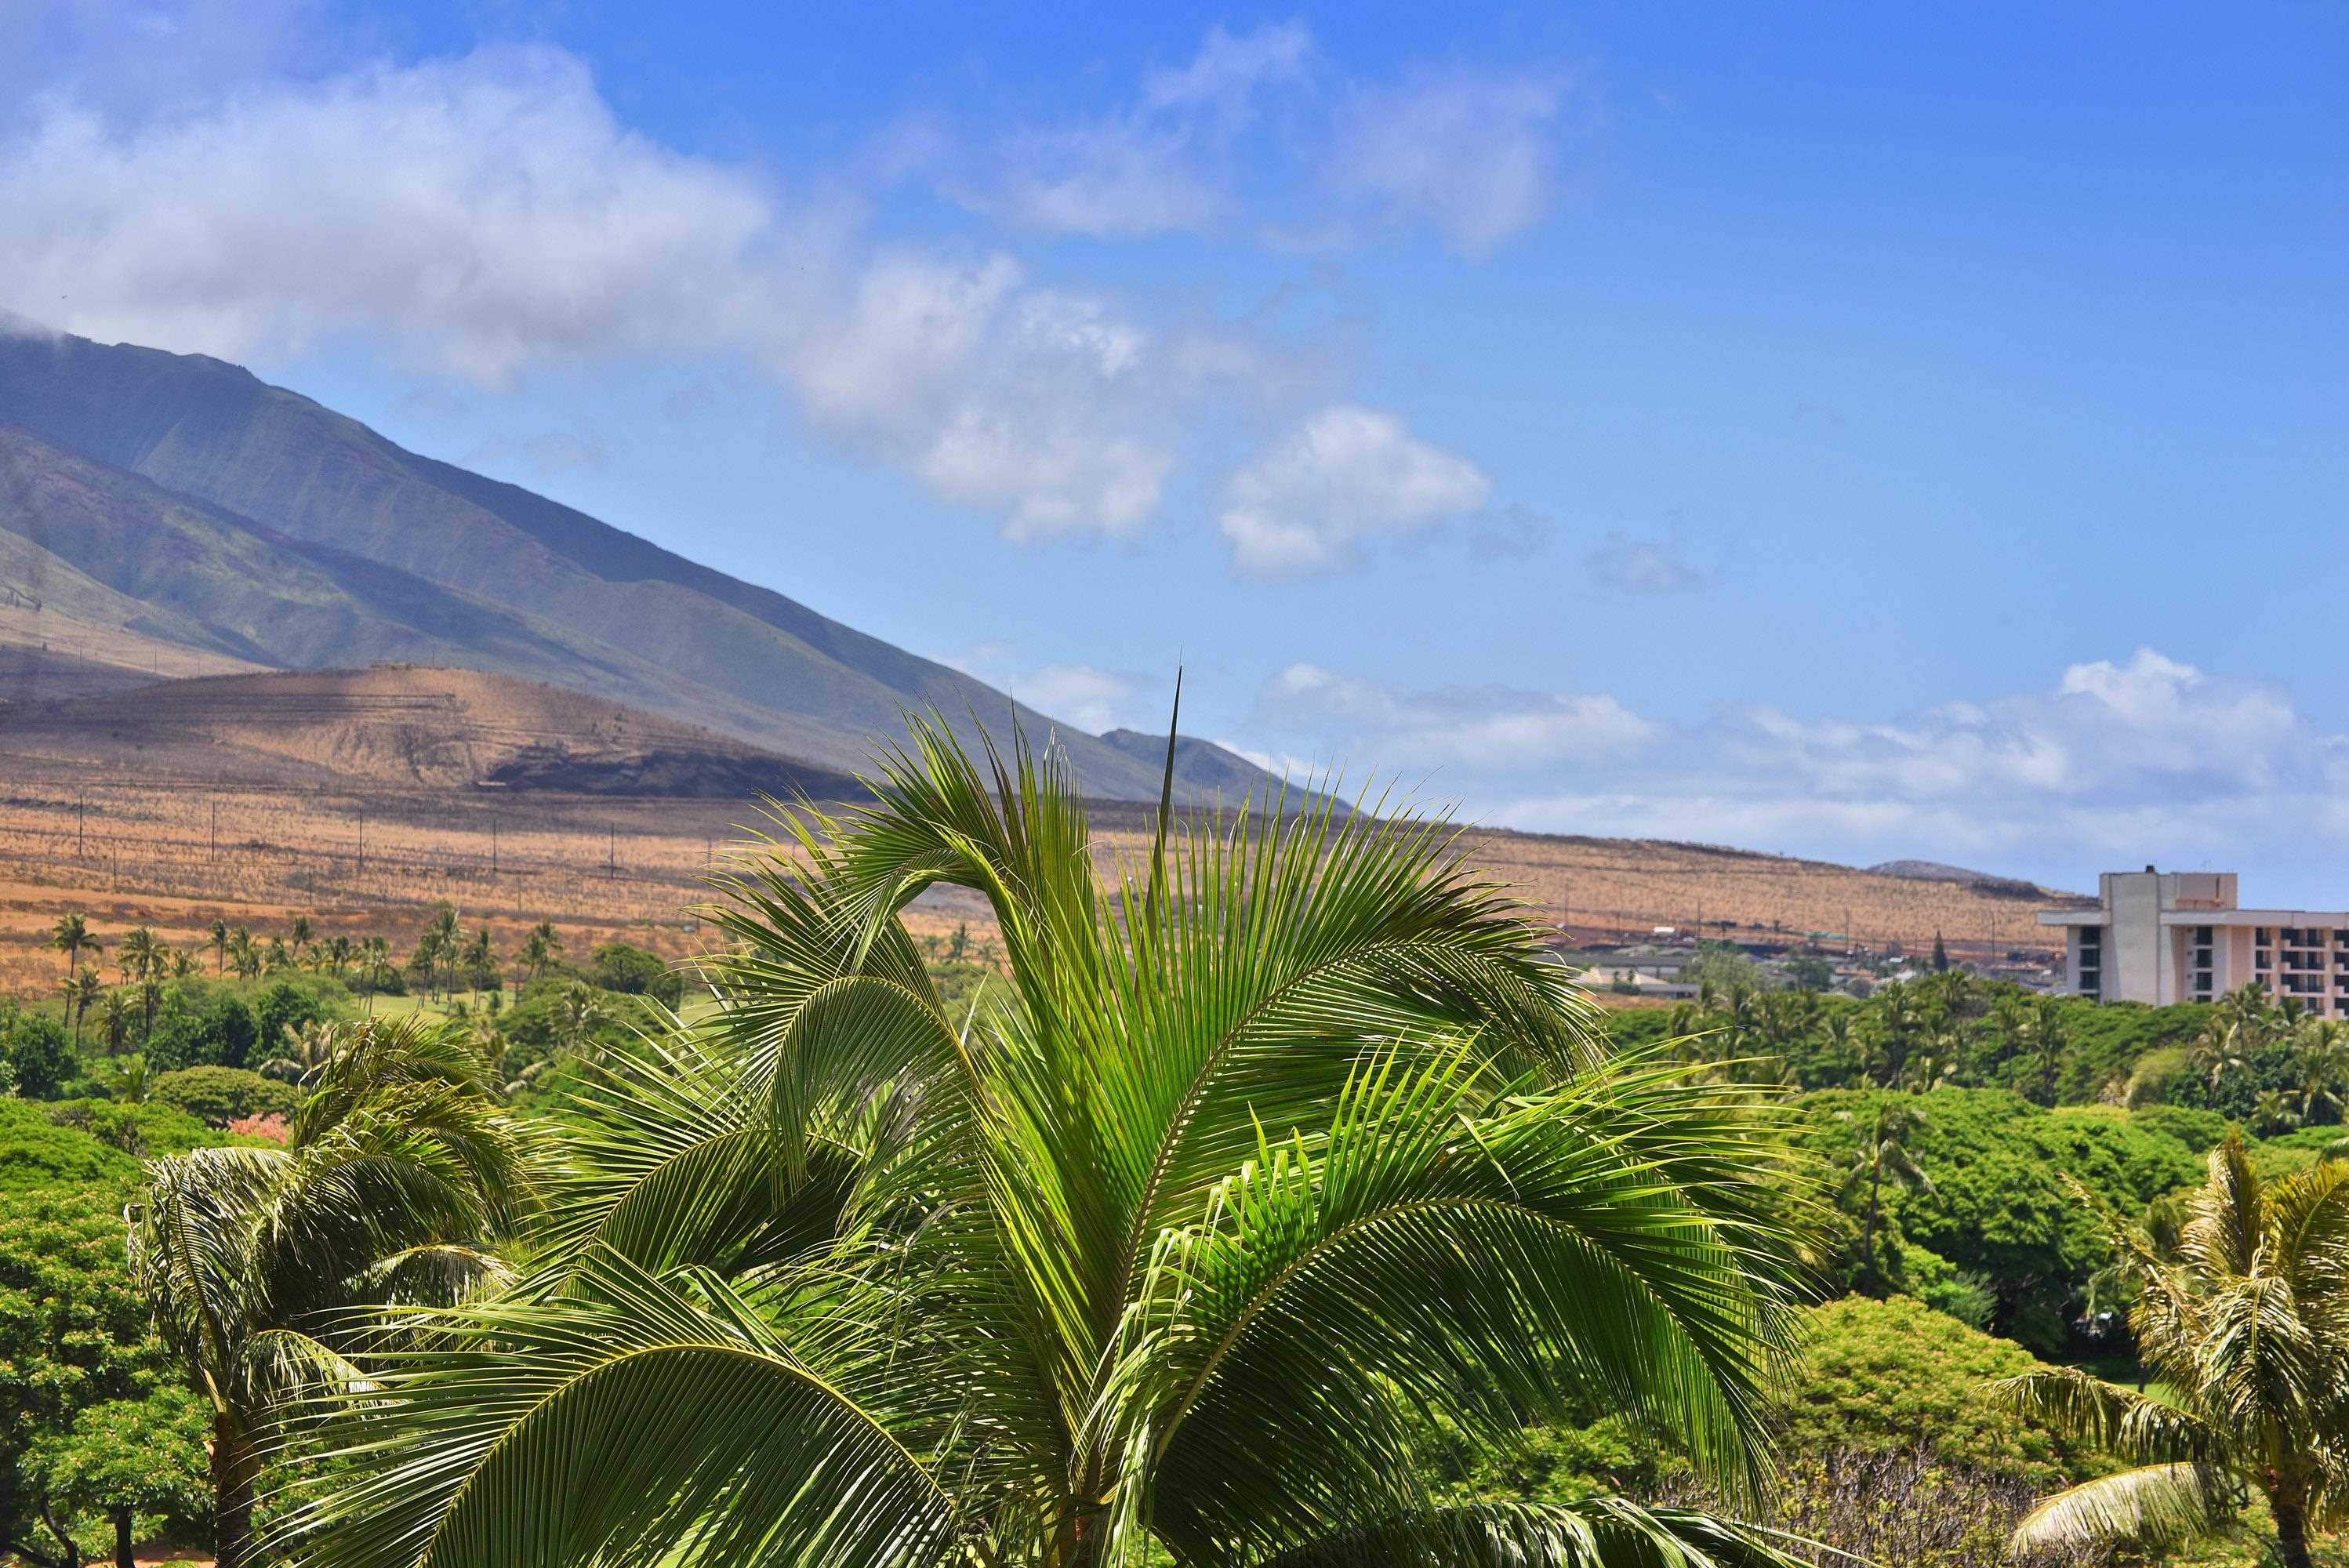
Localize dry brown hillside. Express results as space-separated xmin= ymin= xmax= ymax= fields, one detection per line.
xmin=0 ymin=664 xmax=866 ymax=796
xmin=0 ymin=691 xmax=2072 ymax=996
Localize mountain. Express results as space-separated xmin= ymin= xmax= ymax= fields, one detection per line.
xmin=1868 ymin=858 xmax=2049 ymax=901
xmin=1098 ymin=728 xmax=1334 ymax=807
xmin=0 ymin=327 xmax=1276 ymax=803
xmin=0 ymin=663 xmax=870 ymax=797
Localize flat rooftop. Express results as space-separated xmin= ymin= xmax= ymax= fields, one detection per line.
xmin=2039 ymin=909 xmax=2349 ymax=927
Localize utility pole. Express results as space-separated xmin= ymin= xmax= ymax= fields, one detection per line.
xmin=76 ymin=796 xmax=85 ymax=858
xmin=358 ymin=815 xmax=365 ymax=876
xmin=209 ymin=800 xmax=217 ymax=862
xmin=491 ymin=814 xmax=499 ymax=877
xmin=608 ymin=828 xmax=615 ymax=880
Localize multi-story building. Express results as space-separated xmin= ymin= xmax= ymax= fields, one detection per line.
xmin=2040 ymin=867 xmax=2349 ymax=1014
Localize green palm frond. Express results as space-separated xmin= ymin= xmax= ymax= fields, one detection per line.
xmin=281 ymin=710 xmax=1817 ymax=1568
xmin=1988 ymin=1367 xmax=2214 ymax=1464
xmin=2010 ymin=1463 xmax=2224 ymax=1554
xmin=279 ymin=1250 xmax=962 ymax=1568
xmin=1255 ymin=1497 xmax=1828 ymax=1567
xmin=1098 ymin=1045 xmax=1803 ymax=1564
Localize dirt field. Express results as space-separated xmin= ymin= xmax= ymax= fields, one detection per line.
xmin=0 ymin=775 xmax=2068 ymax=1000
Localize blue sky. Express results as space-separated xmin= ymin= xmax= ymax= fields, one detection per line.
xmin=5 ymin=2 xmax=2346 ymax=898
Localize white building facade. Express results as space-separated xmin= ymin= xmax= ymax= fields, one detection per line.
xmin=2040 ymin=868 xmax=2349 ymax=1014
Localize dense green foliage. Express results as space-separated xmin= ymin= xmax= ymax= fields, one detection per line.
xmin=0 ymin=1005 xmax=74 ymax=1098
xmin=1796 ymin=1089 xmax=2201 ymax=1352
xmin=0 ymin=1098 xmax=143 ymax=1195
xmin=586 ymin=941 xmax=684 ymax=1007
xmin=5 ymin=869 xmax=2345 ymax=1564
xmin=0 ymin=1184 xmax=211 ymax=1566
xmin=1602 ymin=972 xmax=2340 ymax=1123
xmin=149 ymin=1065 xmax=300 ymax=1126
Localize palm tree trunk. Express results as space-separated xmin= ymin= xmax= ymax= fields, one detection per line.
xmin=212 ymin=1410 xmax=260 ymax=1568
xmin=2274 ymin=1494 xmax=2315 ymax=1568
xmin=1861 ymin=1163 xmax=1883 ymax=1294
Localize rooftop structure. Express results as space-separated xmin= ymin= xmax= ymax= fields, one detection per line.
xmin=2039 ymin=867 xmax=2349 ymax=1014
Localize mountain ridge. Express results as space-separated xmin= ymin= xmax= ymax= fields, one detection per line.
xmin=0 ymin=327 xmax=1276 ymax=804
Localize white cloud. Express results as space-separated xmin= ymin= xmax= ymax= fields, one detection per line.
xmin=943 ymin=644 xmax=1156 ymax=735
xmin=0 ymin=46 xmax=781 ymax=383
xmin=1220 ymin=405 xmax=1491 ymax=575
xmin=1140 ymin=21 xmax=1316 ymax=115
xmin=920 ymin=24 xmax=1566 ymax=260
xmin=0 ymin=43 xmax=1303 ymax=541
xmin=1330 ymin=69 xmax=1567 ymax=256
xmin=1009 ymin=663 xmax=1142 ymax=733
xmin=938 ymin=22 xmax=1312 ymax=238
xmin=1258 ymin=663 xmax=1659 ymax=773
xmin=1586 ymin=532 xmax=1700 ymax=592
xmin=1224 ymin=648 xmax=2348 ymax=886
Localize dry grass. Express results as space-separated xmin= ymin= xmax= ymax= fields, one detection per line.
xmin=0 ymin=779 xmax=2066 ymax=1001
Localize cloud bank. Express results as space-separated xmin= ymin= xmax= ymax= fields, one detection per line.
xmin=0 ymin=25 xmax=1566 ymax=572
xmin=1237 ymin=648 xmax=2349 ymax=884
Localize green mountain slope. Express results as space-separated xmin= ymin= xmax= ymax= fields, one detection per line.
xmin=0 ymin=328 xmax=1262 ymax=802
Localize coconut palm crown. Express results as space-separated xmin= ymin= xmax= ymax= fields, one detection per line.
xmin=1996 ymin=1134 xmax=2349 ymax=1568
xmin=129 ymin=1015 xmax=530 ymax=1568
xmin=281 ymin=717 xmax=1817 ymax=1568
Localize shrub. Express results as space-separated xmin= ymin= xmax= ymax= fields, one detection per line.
xmin=40 ymin=1100 xmax=217 ymax=1159
xmin=144 ymin=993 xmax=259 ymax=1072
xmin=2131 ymin=1102 xmax=2230 ymax=1152
xmin=1795 ymin=1088 xmax=2201 ymax=1352
xmin=253 ymin=978 xmax=345 ymax=1055
xmin=0 ymin=1007 xmax=76 ymax=1099
xmin=151 ymin=1066 xmax=297 ymax=1127
xmin=227 ymin=1113 xmax=290 ymax=1145
xmin=588 ymin=942 xmax=684 ymax=1007
xmin=0 ymin=1099 xmax=141 ymax=1196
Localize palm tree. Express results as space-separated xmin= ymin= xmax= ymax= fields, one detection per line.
xmin=290 ymin=915 xmax=314 ymax=950
xmin=2292 ymin=1018 xmax=2349 ymax=1127
xmin=424 ymin=905 xmax=462 ymax=999
xmin=1840 ymin=1102 xmax=1933 ymax=1294
xmin=518 ymin=919 xmax=562 ymax=983
xmin=118 ymin=926 xmax=161 ymax=986
xmin=129 ymin=1016 xmax=529 ymax=1568
xmin=96 ymin=989 xmax=131 ymax=1052
xmin=1998 ymin=1136 xmax=2349 ymax=1568
xmin=1902 ymin=1031 xmax=1959 ymax=1094
xmin=105 ymin=1051 xmax=153 ymax=1105
xmin=327 ymin=934 xmax=353 ymax=977
xmin=464 ymin=927 xmax=496 ymax=998
xmin=361 ymin=937 xmax=394 ymax=1014
xmin=50 ymin=911 xmax=97 ymax=975
xmin=170 ymin=948 xmax=196 ymax=980
xmin=56 ymin=967 xmax=86 ymax=1047
xmin=280 ymin=722 xmax=1812 ymax=1568
xmin=553 ymin=979 xmax=608 ymax=1059
xmin=210 ymin=920 xmax=230 ymax=977
xmin=258 ymin=1017 xmax=343 ymax=1084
